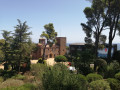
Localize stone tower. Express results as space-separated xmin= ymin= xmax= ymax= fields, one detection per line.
xmin=56 ymin=37 xmax=66 ymax=55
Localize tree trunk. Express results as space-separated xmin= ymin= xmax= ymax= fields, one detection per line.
xmin=107 ymin=29 xmax=113 ymax=63
xmin=95 ymin=34 xmax=99 ymax=58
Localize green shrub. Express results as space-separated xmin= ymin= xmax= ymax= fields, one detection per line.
xmin=0 ymin=79 xmax=24 ymax=89
xmin=0 ymin=69 xmax=4 ymax=75
xmin=31 ymin=63 xmax=49 ymax=89
xmin=105 ymin=61 xmax=120 ymax=78
xmin=43 ymin=64 xmax=88 ymax=90
xmin=12 ymin=74 xmax=26 ymax=80
xmin=43 ymin=60 xmax=47 ymax=64
xmin=107 ymin=78 xmax=120 ymax=90
xmin=31 ymin=63 xmax=48 ymax=80
xmin=0 ymin=70 xmax=17 ymax=80
xmin=89 ymin=80 xmax=111 ymax=90
xmin=1 ymin=83 xmax=38 ymax=90
xmin=0 ymin=77 xmax=4 ymax=83
xmin=86 ymin=73 xmax=103 ymax=83
xmin=53 ymin=63 xmax=68 ymax=70
xmin=37 ymin=58 xmax=43 ymax=63
xmin=94 ymin=59 xmax=107 ymax=76
xmin=63 ymin=74 xmax=88 ymax=90
xmin=77 ymin=65 xmax=94 ymax=75
xmin=115 ymin=72 xmax=120 ymax=80
xmin=55 ymin=55 xmax=67 ymax=62
xmin=42 ymin=64 xmax=69 ymax=90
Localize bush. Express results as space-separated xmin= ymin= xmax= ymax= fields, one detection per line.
xmin=94 ymin=59 xmax=107 ymax=73
xmin=0 ymin=70 xmax=17 ymax=80
xmin=0 ymin=79 xmax=24 ymax=89
xmin=52 ymin=63 xmax=68 ymax=70
xmin=37 ymin=58 xmax=43 ymax=63
xmin=43 ymin=64 xmax=88 ymax=90
xmin=42 ymin=64 xmax=69 ymax=90
xmin=43 ymin=60 xmax=47 ymax=64
xmin=12 ymin=74 xmax=26 ymax=80
xmin=55 ymin=55 xmax=67 ymax=62
xmin=1 ymin=83 xmax=38 ymax=90
xmin=86 ymin=73 xmax=103 ymax=83
xmin=31 ymin=63 xmax=48 ymax=80
xmin=63 ymin=74 xmax=88 ymax=90
xmin=107 ymin=78 xmax=120 ymax=90
xmin=115 ymin=72 xmax=120 ymax=80
xmin=31 ymin=63 xmax=49 ymax=89
xmin=89 ymin=80 xmax=111 ymax=90
xmin=104 ymin=61 xmax=120 ymax=78
xmin=0 ymin=77 xmax=4 ymax=83
xmin=77 ymin=65 xmax=94 ymax=75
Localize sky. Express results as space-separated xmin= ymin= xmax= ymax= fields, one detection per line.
xmin=0 ymin=0 xmax=120 ymax=43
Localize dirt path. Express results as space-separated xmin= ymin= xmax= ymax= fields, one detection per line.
xmin=31 ymin=58 xmax=56 ymax=66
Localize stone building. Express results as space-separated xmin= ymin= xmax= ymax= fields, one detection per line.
xmin=69 ymin=43 xmax=85 ymax=54
xmin=32 ymin=37 xmax=66 ymax=59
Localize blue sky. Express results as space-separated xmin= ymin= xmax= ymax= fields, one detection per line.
xmin=0 ymin=0 xmax=120 ymax=43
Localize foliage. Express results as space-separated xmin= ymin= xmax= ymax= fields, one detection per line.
xmin=0 ymin=70 xmax=16 ymax=80
xmin=104 ymin=61 xmax=120 ymax=78
xmin=37 ymin=58 xmax=43 ymax=63
xmin=86 ymin=73 xmax=103 ymax=83
xmin=0 ymin=79 xmax=24 ymax=89
xmin=89 ymin=80 xmax=111 ymax=90
xmin=81 ymin=0 xmax=107 ymax=57
xmin=12 ymin=19 xmax=32 ymax=72
xmin=40 ymin=23 xmax=57 ymax=60
xmin=94 ymin=59 xmax=107 ymax=76
xmin=42 ymin=64 xmax=69 ymax=90
xmin=73 ymin=50 xmax=95 ymax=75
xmin=41 ymin=23 xmax=57 ymax=44
xmin=12 ymin=74 xmax=26 ymax=80
xmin=115 ymin=72 xmax=120 ymax=81
xmin=77 ymin=65 xmax=94 ymax=75
xmin=1 ymin=30 xmax=12 ymax=67
xmin=0 ymin=39 xmax=5 ymax=61
xmin=63 ymin=74 xmax=88 ymax=90
xmin=31 ymin=63 xmax=48 ymax=80
xmin=42 ymin=63 xmax=88 ymax=90
xmin=107 ymin=78 xmax=120 ymax=90
xmin=53 ymin=63 xmax=68 ymax=70
xmin=30 ymin=63 xmax=49 ymax=89
xmin=104 ymin=0 xmax=120 ymax=61
xmin=1 ymin=83 xmax=37 ymax=90
xmin=55 ymin=55 xmax=67 ymax=62
xmin=0 ymin=77 xmax=4 ymax=83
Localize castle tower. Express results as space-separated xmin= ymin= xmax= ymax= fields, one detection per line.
xmin=39 ymin=38 xmax=45 ymax=45
xmin=56 ymin=37 xmax=66 ymax=55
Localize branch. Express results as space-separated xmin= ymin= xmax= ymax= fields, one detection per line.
xmin=112 ymin=14 xmax=120 ymax=40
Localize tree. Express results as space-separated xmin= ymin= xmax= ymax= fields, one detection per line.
xmin=1 ymin=30 xmax=12 ymax=70
xmin=81 ymin=0 xmax=108 ymax=57
xmin=73 ymin=50 xmax=95 ymax=75
xmin=12 ymin=19 xmax=32 ymax=72
xmin=1 ymin=30 xmax=12 ymax=63
xmin=40 ymin=23 xmax=57 ymax=60
xmin=104 ymin=0 xmax=120 ymax=62
xmin=0 ymin=39 xmax=5 ymax=61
